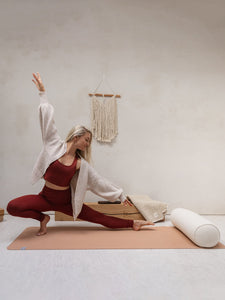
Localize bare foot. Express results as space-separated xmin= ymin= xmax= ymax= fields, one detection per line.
xmin=36 ymin=215 xmax=50 ymax=236
xmin=133 ymin=220 xmax=155 ymax=231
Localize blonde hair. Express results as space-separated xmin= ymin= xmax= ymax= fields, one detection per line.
xmin=65 ymin=125 xmax=92 ymax=163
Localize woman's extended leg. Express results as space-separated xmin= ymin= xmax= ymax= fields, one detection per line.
xmin=74 ymin=204 xmax=154 ymax=230
xmin=77 ymin=204 xmax=133 ymax=228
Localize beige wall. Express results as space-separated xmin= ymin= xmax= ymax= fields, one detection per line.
xmin=1 ymin=0 xmax=225 ymax=213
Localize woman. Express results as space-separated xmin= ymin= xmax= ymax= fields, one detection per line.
xmin=7 ymin=72 xmax=154 ymax=235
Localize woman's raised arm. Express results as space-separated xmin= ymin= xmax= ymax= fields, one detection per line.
xmin=31 ymin=72 xmax=62 ymax=146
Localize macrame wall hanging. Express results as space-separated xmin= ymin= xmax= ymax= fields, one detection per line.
xmin=89 ymin=75 xmax=121 ymax=143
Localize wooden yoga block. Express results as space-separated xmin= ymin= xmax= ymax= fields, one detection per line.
xmin=55 ymin=202 xmax=145 ymax=221
xmin=0 ymin=208 xmax=4 ymax=222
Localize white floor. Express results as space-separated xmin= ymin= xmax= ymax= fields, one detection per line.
xmin=0 ymin=214 xmax=225 ymax=300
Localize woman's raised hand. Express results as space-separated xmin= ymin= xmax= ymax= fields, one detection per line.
xmin=122 ymin=198 xmax=133 ymax=207
xmin=32 ymin=72 xmax=45 ymax=92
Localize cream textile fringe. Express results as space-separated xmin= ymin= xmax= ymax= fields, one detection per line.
xmin=91 ymin=95 xmax=118 ymax=142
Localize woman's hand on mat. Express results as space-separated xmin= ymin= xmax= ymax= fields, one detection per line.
xmin=32 ymin=72 xmax=45 ymax=92
xmin=122 ymin=198 xmax=133 ymax=207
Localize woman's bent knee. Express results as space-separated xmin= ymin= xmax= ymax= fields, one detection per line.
xmin=7 ymin=200 xmax=20 ymax=215
xmin=7 ymin=201 xmax=15 ymax=215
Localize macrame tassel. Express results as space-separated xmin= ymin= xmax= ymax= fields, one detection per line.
xmin=91 ymin=96 xmax=118 ymax=142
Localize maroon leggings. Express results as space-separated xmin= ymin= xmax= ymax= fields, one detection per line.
xmin=7 ymin=185 xmax=133 ymax=229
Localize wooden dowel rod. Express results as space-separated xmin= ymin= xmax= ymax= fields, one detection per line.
xmin=89 ymin=93 xmax=121 ymax=98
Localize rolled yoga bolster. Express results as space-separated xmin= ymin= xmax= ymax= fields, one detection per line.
xmin=170 ymin=208 xmax=220 ymax=248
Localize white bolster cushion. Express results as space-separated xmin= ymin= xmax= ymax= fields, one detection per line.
xmin=171 ymin=208 xmax=220 ymax=248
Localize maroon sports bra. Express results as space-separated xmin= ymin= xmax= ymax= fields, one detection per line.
xmin=44 ymin=156 xmax=78 ymax=187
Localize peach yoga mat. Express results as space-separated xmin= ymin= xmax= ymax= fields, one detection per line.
xmin=7 ymin=226 xmax=225 ymax=250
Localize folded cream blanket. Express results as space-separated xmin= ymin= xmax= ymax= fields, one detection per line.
xmin=127 ymin=195 xmax=168 ymax=223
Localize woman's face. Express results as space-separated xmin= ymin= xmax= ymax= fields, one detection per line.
xmin=75 ymin=132 xmax=91 ymax=151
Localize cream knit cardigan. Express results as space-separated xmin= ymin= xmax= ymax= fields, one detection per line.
xmin=31 ymin=92 xmax=126 ymax=220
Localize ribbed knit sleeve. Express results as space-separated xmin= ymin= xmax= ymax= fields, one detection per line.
xmin=38 ymin=92 xmax=61 ymax=145
xmin=87 ymin=163 xmax=127 ymax=202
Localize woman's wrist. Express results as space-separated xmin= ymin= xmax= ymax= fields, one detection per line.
xmin=119 ymin=193 xmax=127 ymax=203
